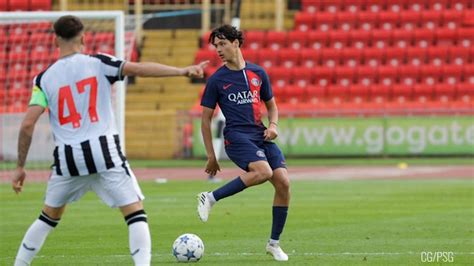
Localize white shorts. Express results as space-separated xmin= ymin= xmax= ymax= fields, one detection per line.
xmin=44 ymin=165 xmax=145 ymax=208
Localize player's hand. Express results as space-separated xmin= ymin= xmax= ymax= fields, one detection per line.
xmin=12 ymin=167 xmax=26 ymax=194
xmin=205 ymin=157 xmax=221 ymax=177
xmin=183 ymin=60 xmax=209 ymax=78
xmin=264 ymin=124 xmax=278 ymax=141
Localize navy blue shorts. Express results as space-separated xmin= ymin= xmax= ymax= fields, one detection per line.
xmin=224 ymin=133 xmax=286 ymax=172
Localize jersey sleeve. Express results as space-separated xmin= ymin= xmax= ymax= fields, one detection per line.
xmin=91 ymin=53 xmax=126 ymax=84
xmin=260 ymin=69 xmax=273 ymax=102
xmin=200 ymin=79 xmax=219 ymax=109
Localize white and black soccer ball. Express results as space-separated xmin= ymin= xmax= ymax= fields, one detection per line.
xmin=172 ymin=233 xmax=204 ymax=262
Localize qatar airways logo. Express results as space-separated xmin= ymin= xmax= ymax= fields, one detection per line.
xmin=228 ymin=90 xmax=260 ymax=105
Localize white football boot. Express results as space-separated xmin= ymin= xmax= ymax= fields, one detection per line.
xmin=266 ymin=242 xmax=289 ymax=261
xmin=197 ymin=192 xmax=212 ymax=222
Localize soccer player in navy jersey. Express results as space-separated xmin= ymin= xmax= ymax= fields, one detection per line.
xmin=197 ymin=25 xmax=290 ymax=261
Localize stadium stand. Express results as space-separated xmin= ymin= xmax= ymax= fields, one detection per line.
xmin=193 ymin=0 xmax=473 ymax=116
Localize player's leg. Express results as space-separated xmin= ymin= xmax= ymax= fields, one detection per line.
xmin=94 ymin=166 xmax=151 ymax=266
xmin=14 ymin=205 xmax=66 ymax=266
xmin=198 ymin=160 xmax=273 ymax=222
xmin=263 ymin=142 xmax=290 ymax=261
xmin=14 ymin=170 xmax=89 ymax=266
xmin=266 ymin=167 xmax=290 ymax=261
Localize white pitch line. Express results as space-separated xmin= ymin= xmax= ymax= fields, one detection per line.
xmin=4 ymin=251 xmax=473 ymax=260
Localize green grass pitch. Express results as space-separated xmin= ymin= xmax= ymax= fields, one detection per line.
xmin=1 ymin=179 xmax=473 ymax=265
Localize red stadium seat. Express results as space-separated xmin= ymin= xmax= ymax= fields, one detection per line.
xmin=257 ymin=49 xmax=278 ymax=68
xmin=313 ymin=66 xmax=334 ymax=87
xmin=357 ymin=12 xmax=378 ymax=31
xmin=285 ymin=85 xmax=306 ymax=104
xmin=399 ymin=11 xmax=420 ymax=30
xmin=30 ymin=33 xmax=53 ymax=53
xmin=406 ymin=47 xmax=427 ymax=66
xmin=195 ymin=49 xmax=218 ymax=66
xmin=414 ymin=29 xmax=435 ymax=47
xmin=341 ymin=48 xmax=362 ymax=66
xmin=365 ymin=0 xmax=383 ymax=12
xmin=292 ymin=67 xmax=313 ymax=87
xmin=279 ymin=49 xmax=300 ymax=68
xmin=464 ymin=65 xmax=474 ymax=84
xmin=456 ymin=83 xmax=474 ymax=102
xmin=344 ymin=0 xmax=363 ymax=13
xmin=370 ymin=85 xmax=391 ymax=103
xmin=421 ymin=65 xmax=443 ymax=85
xmin=335 ymin=66 xmax=356 ymax=86
xmin=349 ymin=85 xmax=370 ymax=103
xmin=326 ymin=85 xmax=348 ymax=103
xmin=399 ymin=66 xmax=420 ymax=85
xmin=266 ymin=31 xmax=287 ymax=51
xmin=336 ymin=12 xmax=357 ymax=31
xmin=307 ymin=31 xmax=328 ymax=49
xmin=0 ymin=0 xmax=7 ymax=10
xmin=452 ymin=0 xmax=472 ymax=11
xmin=378 ymin=11 xmax=399 ymax=30
xmin=328 ymin=30 xmax=350 ymax=49
xmin=442 ymin=10 xmax=465 ymax=29
xmin=448 ymin=47 xmax=470 ymax=65
xmin=421 ymin=11 xmax=442 ymax=29
xmin=287 ymin=31 xmax=307 ymax=50
xmin=413 ymin=84 xmax=434 ymax=102
xmin=427 ymin=46 xmax=448 ymax=66
xmin=301 ymin=0 xmax=320 ymax=13
xmin=242 ymin=49 xmax=258 ymax=64
xmin=268 ymin=67 xmax=291 ymax=88
xmin=30 ymin=0 xmax=52 ymax=10
xmin=350 ymin=30 xmax=371 ymax=48
xmin=295 ymin=12 xmax=315 ymax=32
xmin=372 ymin=29 xmax=392 ymax=48
xmin=9 ymin=0 xmax=29 ymax=10
xmin=244 ymin=31 xmax=265 ymax=50
xmin=392 ymin=84 xmax=413 ymax=102
xmin=434 ymin=83 xmax=455 ymax=102
xmin=385 ymin=0 xmax=407 ymax=12
xmin=457 ymin=28 xmax=474 ymax=47
xmin=363 ymin=48 xmax=385 ymax=67
xmin=443 ymin=65 xmax=463 ymax=85
xmin=392 ymin=29 xmax=413 ymax=48
xmin=320 ymin=48 xmax=341 ymax=67
xmin=315 ymin=12 xmax=336 ymax=31
xmin=377 ymin=66 xmax=398 ymax=86
xmin=357 ymin=66 xmax=377 ymax=86
xmin=384 ymin=47 xmax=405 ymax=66
xmin=301 ymin=48 xmax=320 ymax=68
xmin=435 ymin=28 xmax=457 ymax=46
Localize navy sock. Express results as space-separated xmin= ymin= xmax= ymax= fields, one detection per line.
xmin=271 ymin=206 xmax=288 ymax=241
xmin=212 ymin=176 xmax=247 ymax=201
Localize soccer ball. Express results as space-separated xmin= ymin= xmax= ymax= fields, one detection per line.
xmin=172 ymin=233 xmax=204 ymax=262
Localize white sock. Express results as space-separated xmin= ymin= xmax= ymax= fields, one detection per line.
xmin=15 ymin=212 xmax=59 ymax=266
xmin=269 ymin=239 xmax=279 ymax=245
xmin=208 ymin=192 xmax=216 ymax=205
xmin=126 ymin=210 xmax=151 ymax=266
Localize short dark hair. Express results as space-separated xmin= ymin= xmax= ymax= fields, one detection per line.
xmin=54 ymin=15 xmax=84 ymax=40
xmin=208 ymin=25 xmax=244 ymax=47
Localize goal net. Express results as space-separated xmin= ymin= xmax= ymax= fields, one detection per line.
xmin=0 ymin=11 xmax=134 ymax=180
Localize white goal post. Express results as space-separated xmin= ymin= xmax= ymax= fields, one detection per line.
xmin=0 ymin=11 xmax=127 ymax=166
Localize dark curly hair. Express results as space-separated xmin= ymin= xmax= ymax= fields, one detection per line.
xmin=208 ymin=25 xmax=244 ymax=47
xmin=54 ymin=15 xmax=84 ymax=40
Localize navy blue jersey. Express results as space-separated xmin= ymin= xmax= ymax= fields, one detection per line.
xmin=201 ymin=62 xmax=273 ymax=137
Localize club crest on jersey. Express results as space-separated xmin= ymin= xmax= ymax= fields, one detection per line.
xmin=251 ymin=78 xmax=261 ymax=87
xmin=256 ymin=150 xmax=266 ymax=158
xmin=228 ymin=90 xmax=260 ymax=105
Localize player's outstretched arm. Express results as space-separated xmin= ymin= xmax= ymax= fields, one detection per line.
xmin=263 ymin=98 xmax=279 ymax=141
xmin=122 ymin=60 xmax=209 ymax=78
xmin=12 ymin=105 xmax=45 ymax=194
xmin=201 ymin=107 xmax=220 ymax=176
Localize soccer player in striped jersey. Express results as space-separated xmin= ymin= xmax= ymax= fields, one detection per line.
xmin=11 ymin=15 xmax=208 ymax=266
xmin=196 ymin=25 xmax=290 ymax=261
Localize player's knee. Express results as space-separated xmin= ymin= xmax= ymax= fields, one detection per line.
xmin=256 ymin=168 xmax=273 ymax=182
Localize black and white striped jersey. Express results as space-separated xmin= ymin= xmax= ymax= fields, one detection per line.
xmin=31 ymin=53 xmax=128 ymax=177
